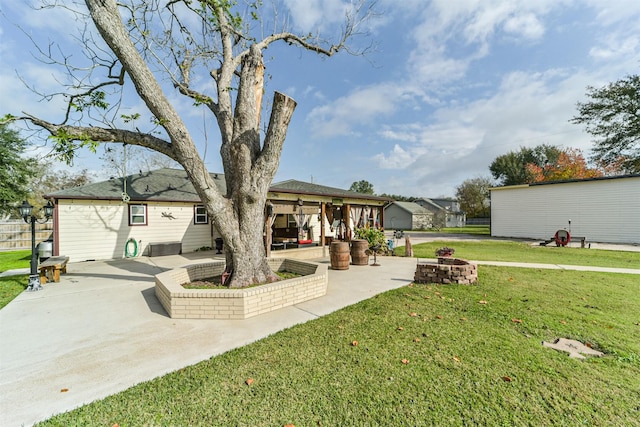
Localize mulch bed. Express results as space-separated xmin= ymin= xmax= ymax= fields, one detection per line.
xmin=181 ymin=271 xmax=302 ymax=289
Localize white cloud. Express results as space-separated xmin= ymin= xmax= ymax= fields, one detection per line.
xmin=589 ymin=30 xmax=640 ymax=64
xmin=282 ymin=0 xmax=352 ymax=33
xmin=372 ymin=144 xmax=414 ymax=169
xmin=306 ymin=83 xmax=402 ymax=137
xmin=587 ymin=0 xmax=640 ymax=25
xmin=368 ymin=66 xmax=616 ymax=197
xmin=503 ymin=13 xmax=545 ymax=40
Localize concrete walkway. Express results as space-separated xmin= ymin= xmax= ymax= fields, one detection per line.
xmin=1 ymin=252 xmax=639 ymax=426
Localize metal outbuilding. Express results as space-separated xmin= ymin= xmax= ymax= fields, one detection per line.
xmin=490 ymin=174 xmax=640 ymax=245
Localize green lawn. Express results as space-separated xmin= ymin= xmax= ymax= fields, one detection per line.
xmin=0 ymin=249 xmax=31 ymax=272
xmin=0 ymin=275 xmax=28 ymax=309
xmin=37 ymin=266 xmax=640 ymax=426
xmin=439 ymin=225 xmax=490 ymax=235
xmin=396 ymin=240 xmax=640 ymax=269
xmin=0 ymin=250 xmax=31 ymax=309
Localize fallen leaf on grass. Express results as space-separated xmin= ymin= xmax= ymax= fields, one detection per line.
xmin=511 ymin=318 xmax=523 ymax=323
xmin=284 ymin=424 xmax=295 ymax=427
xmin=502 ymin=376 xmax=512 ymax=382
xmin=460 ymin=317 xmax=467 ymax=321
xmin=413 ymin=337 xmax=421 ymax=343
xmin=434 ymin=291 xmax=441 ymax=295
xmin=560 ymin=320 xmax=567 ymax=324
xmin=112 ymin=424 xmax=120 ymax=427
xmin=478 ymin=300 xmax=488 ymax=304
xmin=453 ymin=356 xmax=461 ymax=363
xmin=401 ymin=359 xmax=410 ymax=364
xmin=245 ymin=378 xmax=254 ymax=386
xmin=397 ymin=326 xmax=404 ymax=331
xmin=436 ymin=315 xmax=443 ymax=319
xmin=409 ymin=312 xmax=418 ymax=317
xmin=424 ymin=296 xmax=431 ymax=299
xmin=351 ymin=340 xmax=359 ymax=347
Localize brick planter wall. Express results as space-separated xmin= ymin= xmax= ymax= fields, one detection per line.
xmin=155 ymin=258 xmax=328 ymax=319
xmin=414 ymin=257 xmax=478 ymax=285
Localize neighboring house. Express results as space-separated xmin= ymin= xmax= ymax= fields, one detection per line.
xmin=383 ymin=201 xmax=434 ymax=230
xmin=415 ymin=198 xmax=466 ymax=228
xmin=490 ymin=174 xmax=640 ymax=244
xmin=45 ymin=168 xmax=389 ymax=262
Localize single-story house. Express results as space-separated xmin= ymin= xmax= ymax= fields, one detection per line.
xmin=490 ymin=174 xmax=640 ymax=245
xmin=45 ymin=168 xmax=390 ymax=262
xmin=383 ymin=201 xmax=434 ymax=230
xmin=414 ymin=198 xmax=466 ymax=228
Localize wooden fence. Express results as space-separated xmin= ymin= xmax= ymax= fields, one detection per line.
xmin=0 ymin=221 xmax=54 ymax=251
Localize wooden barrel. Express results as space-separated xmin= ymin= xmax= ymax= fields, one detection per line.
xmin=329 ymin=241 xmax=350 ymax=270
xmin=350 ymin=239 xmax=369 ymax=266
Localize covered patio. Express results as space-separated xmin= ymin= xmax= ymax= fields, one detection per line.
xmin=264 ymin=180 xmax=390 ymax=257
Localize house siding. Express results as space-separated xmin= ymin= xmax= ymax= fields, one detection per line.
xmin=56 ymin=200 xmax=213 ymax=262
xmin=490 ymin=176 xmax=640 ymax=244
xmin=384 ymin=204 xmax=412 ymax=230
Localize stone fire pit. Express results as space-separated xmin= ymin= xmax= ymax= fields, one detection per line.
xmin=155 ymin=258 xmax=328 ymax=319
xmin=414 ymin=257 xmax=478 ymax=285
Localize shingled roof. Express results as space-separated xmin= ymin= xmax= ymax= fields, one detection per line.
xmin=47 ymin=168 xmax=390 ymax=203
xmin=270 ymin=179 xmax=390 ymax=202
xmin=388 ymin=201 xmax=433 ymax=215
xmin=47 ymin=168 xmax=226 ymax=202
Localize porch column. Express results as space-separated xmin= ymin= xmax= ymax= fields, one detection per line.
xmin=344 ymin=203 xmax=351 ymax=241
xmin=320 ymin=202 xmax=326 ymax=257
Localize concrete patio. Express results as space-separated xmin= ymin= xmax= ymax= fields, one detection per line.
xmin=0 ymin=252 xmax=418 ymax=426
xmin=1 ymin=237 xmax=639 ymax=426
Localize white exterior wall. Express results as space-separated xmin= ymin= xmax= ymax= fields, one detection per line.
xmin=490 ymin=177 xmax=640 ymax=244
xmin=56 ymin=200 xmax=213 ymax=262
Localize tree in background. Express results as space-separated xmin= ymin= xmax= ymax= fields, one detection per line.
xmin=489 ymin=145 xmax=561 ymax=186
xmin=571 ymin=75 xmax=640 ymax=173
xmin=377 ymin=193 xmax=416 ymax=202
xmin=0 ymin=124 xmax=37 ymax=217
xmin=525 ymin=148 xmax=602 ymax=182
xmin=2 ymin=0 xmax=373 ymax=288
xmin=349 ymin=180 xmax=375 ymax=195
xmin=100 ymin=144 xmax=181 ymax=179
xmin=30 ymin=161 xmax=93 ymax=205
xmin=455 ymin=176 xmax=493 ymax=218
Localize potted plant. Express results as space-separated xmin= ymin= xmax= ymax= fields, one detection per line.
xmin=354 ymin=226 xmax=389 ymax=254
xmin=435 ymin=247 xmax=455 ymax=257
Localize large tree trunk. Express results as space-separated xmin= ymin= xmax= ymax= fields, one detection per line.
xmin=216 ymin=47 xmax=297 ymax=288
xmin=85 ymin=0 xmax=295 ymax=288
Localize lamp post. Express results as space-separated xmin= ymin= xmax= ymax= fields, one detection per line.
xmin=19 ymin=200 xmax=54 ymax=291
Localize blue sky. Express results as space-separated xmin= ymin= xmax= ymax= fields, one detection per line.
xmin=1 ymin=1 xmax=639 ymax=197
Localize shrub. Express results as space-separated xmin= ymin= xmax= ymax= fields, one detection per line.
xmin=354 ymin=227 xmax=390 ymax=253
